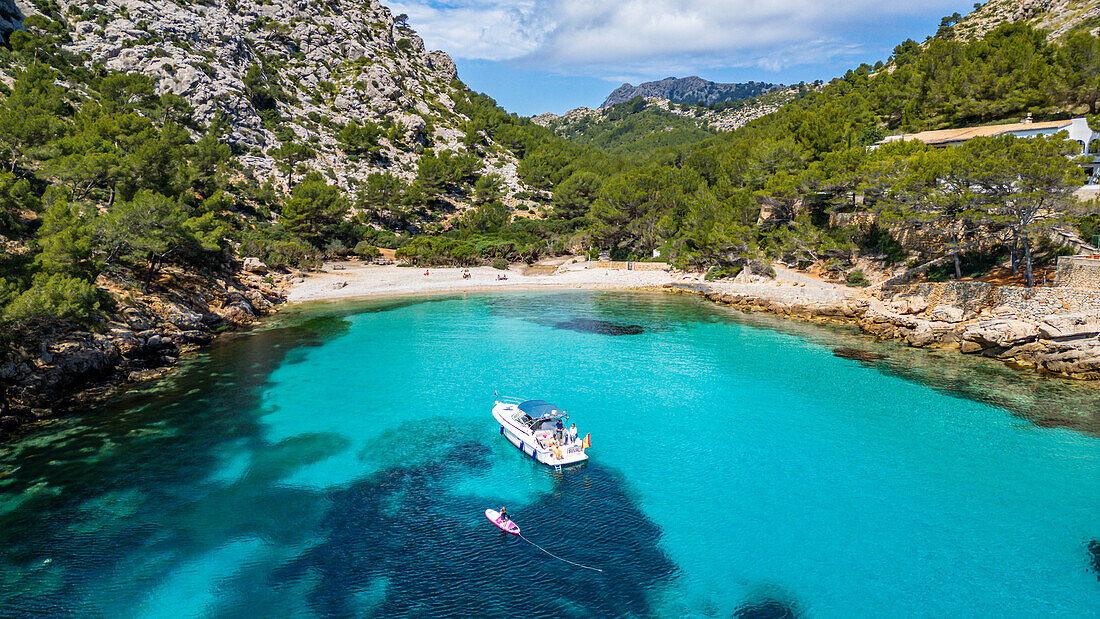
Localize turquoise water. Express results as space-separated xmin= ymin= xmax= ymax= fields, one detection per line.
xmin=1 ymin=292 xmax=1098 ymax=617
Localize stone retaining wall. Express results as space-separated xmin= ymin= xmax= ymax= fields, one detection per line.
xmin=1054 ymin=255 xmax=1100 ymax=289
xmin=595 ymin=261 xmax=670 ymax=271
xmin=884 ymin=281 xmax=1100 ymax=320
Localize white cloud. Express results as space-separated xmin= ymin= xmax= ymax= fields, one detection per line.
xmin=387 ymin=1 xmax=551 ymax=60
xmin=389 ymin=0 xmax=963 ymax=77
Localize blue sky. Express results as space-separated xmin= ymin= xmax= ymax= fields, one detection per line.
xmin=388 ymin=0 xmax=979 ymax=116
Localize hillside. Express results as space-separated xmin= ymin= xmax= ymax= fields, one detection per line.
xmin=0 ymin=0 xmax=567 ymax=428
xmin=536 ymin=86 xmax=803 ymax=137
xmin=0 ymin=0 xmax=540 ymax=201
xmin=5 ymin=0 xmax=1100 ymax=427
xmin=601 ymin=76 xmax=782 ymax=108
xmin=949 ymin=0 xmax=1100 ymax=40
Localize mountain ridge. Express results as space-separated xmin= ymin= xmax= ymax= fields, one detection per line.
xmin=600 ymin=76 xmax=782 ymax=109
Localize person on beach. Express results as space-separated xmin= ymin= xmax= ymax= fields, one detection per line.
xmin=423 ymin=270 xmax=429 ymax=276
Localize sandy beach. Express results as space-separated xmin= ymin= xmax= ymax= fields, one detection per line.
xmin=286 ymin=258 xmax=859 ymax=305
xmin=286 ymin=259 xmax=680 ymax=302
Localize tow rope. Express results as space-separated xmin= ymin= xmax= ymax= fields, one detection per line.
xmin=518 ymin=533 xmax=604 ymax=573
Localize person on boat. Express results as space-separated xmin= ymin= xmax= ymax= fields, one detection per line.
xmin=568 ymin=423 xmax=578 ymax=444
xmin=499 ymin=506 xmax=508 ymax=522
xmin=555 ymin=418 xmax=564 ymax=441
xmin=549 ymin=439 xmax=563 ymax=460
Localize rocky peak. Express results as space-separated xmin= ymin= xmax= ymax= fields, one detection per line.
xmin=950 ymin=0 xmax=1100 ymax=40
xmin=5 ymin=0 xmax=512 ymax=197
xmin=600 ymin=76 xmax=782 ymax=109
xmin=56 ymin=0 xmax=455 ymax=147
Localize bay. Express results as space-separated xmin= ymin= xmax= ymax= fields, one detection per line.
xmin=1 ymin=292 xmax=1097 ymax=617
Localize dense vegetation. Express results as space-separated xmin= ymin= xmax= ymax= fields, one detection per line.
xmin=447 ymin=21 xmax=1100 ymax=284
xmin=547 ymin=97 xmax=718 ymax=164
xmin=2 ymin=11 xmax=1100 ymax=336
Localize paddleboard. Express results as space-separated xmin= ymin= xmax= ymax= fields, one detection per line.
xmin=485 ymin=509 xmax=520 ymax=535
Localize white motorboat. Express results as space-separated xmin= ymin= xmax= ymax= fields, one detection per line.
xmin=492 ymin=398 xmax=589 ymax=466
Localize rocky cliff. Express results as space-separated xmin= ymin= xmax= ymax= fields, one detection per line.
xmin=0 ymin=0 xmax=525 ymax=196
xmin=0 ymin=259 xmax=289 ymax=433
xmin=0 ymin=0 xmax=540 ymax=434
xmin=0 ymin=1 xmax=26 ymax=37
xmin=950 ymin=0 xmax=1100 ymax=40
xmin=601 ymin=76 xmax=782 ymax=109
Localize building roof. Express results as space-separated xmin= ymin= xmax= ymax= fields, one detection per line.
xmin=882 ymin=119 xmax=1074 ymax=146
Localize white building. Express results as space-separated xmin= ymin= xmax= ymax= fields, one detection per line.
xmin=876 ymin=116 xmax=1100 ymax=182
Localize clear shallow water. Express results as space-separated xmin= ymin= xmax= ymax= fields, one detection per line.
xmin=1 ymin=292 xmax=1098 ymax=617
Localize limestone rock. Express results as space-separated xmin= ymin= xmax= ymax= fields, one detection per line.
xmin=601 ymin=76 xmax=782 ymax=109
xmin=898 ymin=296 xmax=927 ymax=315
xmin=40 ymin=0 xmax=530 ymax=210
xmin=928 ymin=305 xmax=965 ymax=323
xmin=242 ymin=257 xmax=269 ymax=274
xmin=906 ymin=323 xmax=937 ymax=347
xmin=1036 ymin=339 xmax=1100 ymax=376
xmin=121 ymin=307 xmax=157 ymax=331
xmin=961 ymin=319 xmax=1039 ymax=350
xmin=166 ymin=305 xmax=206 ymax=331
xmin=0 ymin=0 xmax=31 ymax=39
xmin=1037 ymin=311 xmax=1100 ymax=340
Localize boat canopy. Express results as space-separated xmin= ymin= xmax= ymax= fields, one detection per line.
xmin=517 ymin=400 xmax=561 ymax=418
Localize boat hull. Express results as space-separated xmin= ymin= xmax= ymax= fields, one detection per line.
xmin=492 ymin=402 xmax=588 ymax=467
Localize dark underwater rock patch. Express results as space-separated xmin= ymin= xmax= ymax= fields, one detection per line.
xmin=733 ymin=597 xmax=800 ymax=619
xmin=1089 ymin=539 xmax=1100 ymax=581
xmin=554 ymin=318 xmax=644 ymax=336
xmin=273 ymin=445 xmax=677 ymax=616
xmin=833 ymin=347 xmax=888 ymax=361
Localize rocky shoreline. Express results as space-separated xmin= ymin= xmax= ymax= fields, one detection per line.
xmin=668 ymin=279 xmax=1100 ymax=380
xmin=0 ymin=262 xmax=290 ymax=436
xmin=7 ymin=260 xmax=1100 ymax=439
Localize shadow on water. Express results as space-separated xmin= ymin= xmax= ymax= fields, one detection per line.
xmin=0 ymin=313 xmax=355 ymax=612
xmin=272 ymin=443 xmax=678 ymax=617
xmin=706 ymin=303 xmax=1100 ymax=438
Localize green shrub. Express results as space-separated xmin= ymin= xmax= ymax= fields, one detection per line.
xmin=238 ymin=236 xmax=320 ymax=270
xmin=492 ymin=257 xmax=509 ymax=270
xmin=845 ymin=269 xmax=870 ymax=287
xmin=4 ymin=273 xmax=100 ymax=328
xmin=354 ymin=241 xmax=381 ymax=259
xmin=704 ymin=265 xmax=743 ymax=281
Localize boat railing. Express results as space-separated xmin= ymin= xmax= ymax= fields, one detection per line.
xmin=496 ymin=395 xmax=526 ymax=405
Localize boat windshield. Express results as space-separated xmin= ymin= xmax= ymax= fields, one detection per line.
xmin=514 ymin=400 xmax=569 ymax=432
xmin=529 ymin=417 xmax=560 ymax=432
